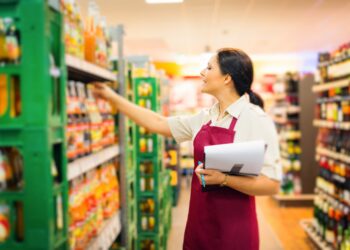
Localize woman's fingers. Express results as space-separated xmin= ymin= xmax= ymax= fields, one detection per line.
xmin=195 ymin=171 xmax=202 ymax=184
xmin=195 ymin=163 xmax=204 ymax=185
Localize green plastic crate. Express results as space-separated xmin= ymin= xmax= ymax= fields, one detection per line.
xmin=0 ymin=1 xmax=69 ymax=249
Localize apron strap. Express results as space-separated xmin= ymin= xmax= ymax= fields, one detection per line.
xmin=205 ymin=120 xmax=212 ymax=126
xmin=228 ymin=117 xmax=238 ymax=131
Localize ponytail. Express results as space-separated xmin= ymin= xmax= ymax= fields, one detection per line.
xmin=247 ymin=90 xmax=264 ymax=109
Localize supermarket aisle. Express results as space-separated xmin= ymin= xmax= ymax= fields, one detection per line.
xmin=168 ymin=179 xmax=284 ymax=250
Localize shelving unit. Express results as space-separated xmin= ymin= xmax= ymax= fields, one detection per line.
xmin=65 ymin=34 xmax=121 ymax=250
xmin=303 ymin=43 xmax=350 ymax=250
xmin=133 ymin=76 xmax=172 ymax=250
xmin=0 ymin=1 xmax=122 ymax=249
xmin=270 ymin=73 xmax=317 ymax=206
xmin=0 ymin=1 xmax=69 ymax=249
xmin=116 ymin=60 xmax=138 ymax=250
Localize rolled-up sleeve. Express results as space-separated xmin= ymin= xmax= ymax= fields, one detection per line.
xmin=167 ymin=111 xmax=206 ymax=144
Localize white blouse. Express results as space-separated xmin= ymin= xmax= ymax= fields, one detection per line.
xmin=167 ymin=94 xmax=282 ymax=181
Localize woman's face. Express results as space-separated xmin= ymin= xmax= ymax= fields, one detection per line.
xmin=200 ymin=55 xmax=227 ymax=95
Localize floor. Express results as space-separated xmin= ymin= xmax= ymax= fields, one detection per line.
xmin=167 ymin=179 xmax=315 ymax=250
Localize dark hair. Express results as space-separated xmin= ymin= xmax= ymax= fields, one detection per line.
xmin=217 ymin=48 xmax=264 ymax=109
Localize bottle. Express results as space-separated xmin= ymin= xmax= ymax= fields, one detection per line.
xmin=140 ymin=177 xmax=146 ymax=191
xmin=51 ymin=159 xmax=59 ymax=183
xmin=56 ymin=195 xmax=64 ymax=230
xmin=67 ymin=115 xmax=77 ymax=161
xmin=322 ymin=199 xmax=329 ymax=240
xmin=149 ymin=178 xmax=154 ymax=191
xmin=147 ymin=138 xmax=153 ymax=153
xmin=95 ymin=16 xmax=108 ymax=68
xmin=0 ymin=203 xmax=10 ymax=242
xmin=146 ymin=99 xmax=152 ymax=109
xmin=149 ymin=216 xmax=155 ymax=230
xmin=141 ymin=216 xmax=147 ymax=230
xmin=84 ymin=2 xmax=97 ymax=63
xmin=8 ymin=148 xmax=22 ymax=189
xmin=140 ymin=138 xmax=147 ymax=153
xmin=0 ymin=150 xmax=8 ymax=189
xmin=5 ymin=21 xmax=20 ymax=63
xmin=146 ymin=162 xmax=153 ymax=174
xmin=148 ymin=199 xmax=155 ymax=213
xmin=0 ymin=75 xmax=7 ymax=116
xmin=0 ymin=19 xmax=7 ymax=62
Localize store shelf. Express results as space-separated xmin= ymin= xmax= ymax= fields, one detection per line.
xmin=273 ymin=194 xmax=314 ymax=207
xmin=313 ymin=119 xmax=350 ymax=130
xmin=87 ymin=211 xmax=122 ymax=250
xmin=274 ymin=194 xmax=314 ymax=201
xmin=316 ymin=95 xmax=350 ymax=104
xmin=68 ymin=145 xmax=120 ymax=180
xmin=316 ymin=146 xmax=350 ymax=164
xmin=315 ymin=187 xmax=350 ymax=207
xmin=312 ymin=78 xmax=350 ymax=93
xmin=66 ymin=54 xmax=116 ymax=82
xmin=300 ymin=219 xmax=332 ymax=250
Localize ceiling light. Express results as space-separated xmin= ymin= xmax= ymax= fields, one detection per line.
xmin=146 ymin=0 xmax=183 ymax=4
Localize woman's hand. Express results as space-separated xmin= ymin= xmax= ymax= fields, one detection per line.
xmin=195 ymin=164 xmax=226 ymax=186
xmin=92 ymin=83 xmax=116 ymax=101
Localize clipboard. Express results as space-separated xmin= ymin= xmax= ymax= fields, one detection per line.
xmin=201 ymin=140 xmax=267 ymax=192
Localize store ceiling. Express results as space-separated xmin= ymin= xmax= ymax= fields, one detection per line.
xmin=77 ymin=0 xmax=350 ymax=59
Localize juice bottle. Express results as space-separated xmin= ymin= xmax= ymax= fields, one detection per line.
xmin=0 ymin=203 xmax=10 ymax=242
xmin=0 ymin=19 xmax=7 ymax=62
xmin=84 ymin=2 xmax=97 ymax=64
xmin=8 ymin=148 xmax=23 ymax=189
xmin=0 ymin=75 xmax=7 ymax=116
xmin=95 ymin=17 xmax=107 ymax=68
xmin=10 ymin=77 xmax=21 ymax=117
xmin=5 ymin=21 xmax=20 ymax=63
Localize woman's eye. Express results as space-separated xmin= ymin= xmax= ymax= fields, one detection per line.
xmin=207 ymin=66 xmax=211 ymax=70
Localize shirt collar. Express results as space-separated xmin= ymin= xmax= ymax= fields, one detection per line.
xmin=210 ymin=94 xmax=250 ymax=119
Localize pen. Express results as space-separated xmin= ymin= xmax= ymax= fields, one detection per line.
xmin=198 ymin=161 xmax=206 ymax=188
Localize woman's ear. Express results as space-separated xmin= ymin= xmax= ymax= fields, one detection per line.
xmin=224 ymin=74 xmax=232 ymax=85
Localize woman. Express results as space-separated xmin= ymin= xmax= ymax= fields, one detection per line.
xmin=93 ymin=48 xmax=281 ymax=250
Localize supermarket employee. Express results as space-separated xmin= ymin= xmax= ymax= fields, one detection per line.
xmin=93 ymin=48 xmax=282 ymax=250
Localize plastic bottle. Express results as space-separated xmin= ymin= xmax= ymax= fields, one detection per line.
xmin=0 ymin=19 xmax=7 ymax=62
xmin=5 ymin=21 xmax=20 ymax=63
xmin=0 ymin=75 xmax=7 ymax=116
xmin=84 ymin=2 xmax=97 ymax=64
xmin=0 ymin=203 xmax=10 ymax=242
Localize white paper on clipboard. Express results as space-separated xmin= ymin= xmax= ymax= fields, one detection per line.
xmin=204 ymin=140 xmax=266 ymax=176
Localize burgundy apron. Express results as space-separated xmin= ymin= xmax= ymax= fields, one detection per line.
xmin=183 ymin=117 xmax=259 ymax=250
